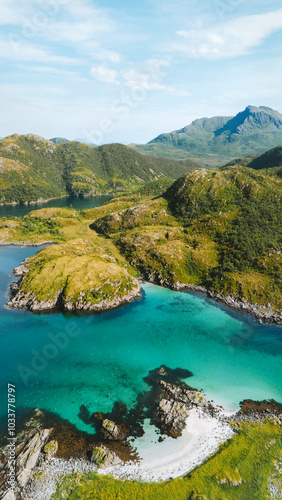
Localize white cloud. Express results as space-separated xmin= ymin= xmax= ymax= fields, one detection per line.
xmin=0 ymin=0 xmax=116 ymax=62
xmin=90 ymin=65 xmax=119 ymax=83
xmin=0 ymin=39 xmax=80 ymax=65
xmin=122 ymin=59 xmax=171 ymax=91
xmin=123 ymin=69 xmax=168 ymax=90
xmin=19 ymin=65 xmax=88 ymax=82
xmin=99 ymin=51 xmax=121 ymax=64
xmin=174 ymin=8 xmax=282 ymax=59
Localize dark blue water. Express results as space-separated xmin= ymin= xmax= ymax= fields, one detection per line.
xmin=0 ymin=195 xmax=112 ymax=218
xmin=0 ymin=246 xmax=281 ymax=434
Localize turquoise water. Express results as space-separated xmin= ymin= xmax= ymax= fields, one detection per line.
xmin=0 ymin=246 xmax=281 ymax=434
xmin=0 ymin=195 xmax=111 ymax=218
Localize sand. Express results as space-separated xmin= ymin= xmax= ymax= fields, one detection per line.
xmin=98 ymin=408 xmax=234 ymax=482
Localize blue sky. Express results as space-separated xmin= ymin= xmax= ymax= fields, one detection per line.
xmin=1 ymin=0 xmax=282 ymax=144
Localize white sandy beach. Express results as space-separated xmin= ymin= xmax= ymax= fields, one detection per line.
xmin=98 ymin=408 xmax=234 ymax=482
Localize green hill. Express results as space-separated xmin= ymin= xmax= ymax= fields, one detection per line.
xmin=134 ymin=106 xmax=282 ymax=166
xmin=1 ymin=161 xmax=281 ymax=317
xmin=0 ymin=134 xmax=200 ymax=204
xmin=91 ymin=165 xmax=282 ymax=317
xmin=49 ymin=137 xmax=70 ymax=144
xmin=247 ymin=145 xmax=282 ymax=171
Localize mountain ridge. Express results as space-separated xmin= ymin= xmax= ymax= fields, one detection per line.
xmin=134 ymin=105 xmax=282 ymax=165
xmin=0 ymin=133 xmax=199 ymax=204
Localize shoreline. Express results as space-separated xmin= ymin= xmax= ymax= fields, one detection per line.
xmin=98 ymin=408 xmax=234 ymax=482
xmin=0 ymin=193 xmax=112 ymax=208
xmin=0 ymin=195 xmax=68 ymax=207
xmin=1 ymin=392 xmax=281 ymax=499
xmin=143 ymin=279 xmax=282 ymax=325
xmin=20 ymin=407 xmax=235 ymax=499
xmin=0 ymin=242 xmax=280 ymax=323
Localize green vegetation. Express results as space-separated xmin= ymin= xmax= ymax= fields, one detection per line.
xmin=0 ymin=134 xmax=199 ymax=204
xmin=52 ymin=420 xmax=282 ymax=500
xmin=2 ymin=160 xmax=281 ymax=314
xmin=134 ymin=106 xmax=282 ymax=166
xmin=13 ymin=237 xmax=139 ymax=311
xmin=91 ymin=165 xmax=282 ymax=313
xmin=43 ymin=441 xmax=57 ymax=454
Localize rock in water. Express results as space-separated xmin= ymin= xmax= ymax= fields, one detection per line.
xmin=101 ymin=419 xmax=127 ymax=441
xmin=91 ymin=445 xmax=122 ymax=468
xmin=152 ymin=380 xmax=216 ymax=438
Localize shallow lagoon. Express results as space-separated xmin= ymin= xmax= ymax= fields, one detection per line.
xmin=0 ymin=246 xmax=281 ymax=434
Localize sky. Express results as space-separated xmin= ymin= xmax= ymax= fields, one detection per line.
xmin=1 ymin=0 xmax=282 ymax=144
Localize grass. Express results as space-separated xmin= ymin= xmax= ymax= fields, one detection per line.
xmin=91 ymin=165 xmax=281 ymax=312
xmin=19 ymin=237 xmax=138 ymax=309
xmin=2 ymin=164 xmax=281 ymax=314
xmin=52 ymin=420 xmax=282 ymax=500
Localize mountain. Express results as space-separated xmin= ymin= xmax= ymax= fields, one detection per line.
xmin=0 ymin=134 xmax=200 ymax=204
xmin=134 ymin=106 xmax=282 ymax=166
xmin=49 ymin=137 xmax=70 ymax=144
xmin=222 ymin=145 xmax=282 ymax=175
xmin=73 ymin=138 xmax=97 ymax=146
xmin=50 ymin=137 xmax=97 ymax=146
xmin=247 ymin=145 xmax=282 ymax=171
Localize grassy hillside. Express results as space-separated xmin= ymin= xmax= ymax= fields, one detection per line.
xmin=247 ymin=145 xmax=282 ymax=171
xmin=52 ymin=420 xmax=282 ymax=500
xmin=134 ymin=106 xmax=282 ymax=166
xmin=0 ymin=134 xmax=200 ymax=204
xmin=1 ymin=162 xmax=281 ymax=316
xmin=91 ymin=166 xmax=282 ymax=316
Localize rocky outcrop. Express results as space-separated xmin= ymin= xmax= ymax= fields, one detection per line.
xmin=154 ymin=398 xmax=190 ymax=438
xmin=7 ymin=260 xmax=141 ymax=314
xmin=0 ymin=412 xmax=53 ymax=499
xmin=101 ymin=420 xmax=127 ymax=441
xmin=91 ymin=445 xmax=122 ymax=469
xmin=152 ymin=380 xmax=217 ymax=438
xmin=229 ymin=399 xmax=282 ymax=425
xmin=16 ymin=428 xmax=52 ymax=488
xmin=43 ymin=440 xmax=58 ymax=460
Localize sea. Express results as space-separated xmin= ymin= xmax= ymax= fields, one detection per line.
xmin=0 ymin=197 xmax=281 ymax=434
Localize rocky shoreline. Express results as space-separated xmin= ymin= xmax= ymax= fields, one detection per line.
xmin=5 ymin=259 xmax=281 ymax=323
xmin=7 ymin=261 xmax=141 ymax=314
xmin=0 ymin=241 xmax=280 ymax=323
xmin=0 ymin=196 xmax=67 ymax=208
xmin=145 ymin=277 xmax=282 ymax=325
xmin=0 ymin=366 xmax=281 ymax=499
xmin=0 ymin=242 xmax=55 ymax=248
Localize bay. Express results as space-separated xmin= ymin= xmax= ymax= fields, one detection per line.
xmin=0 ymin=246 xmax=281 ymax=434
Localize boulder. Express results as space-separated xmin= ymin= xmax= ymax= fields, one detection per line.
xmin=43 ymin=440 xmax=58 ymax=459
xmin=101 ymin=419 xmax=127 ymax=441
xmin=91 ymin=445 xmax=122 ymax=468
